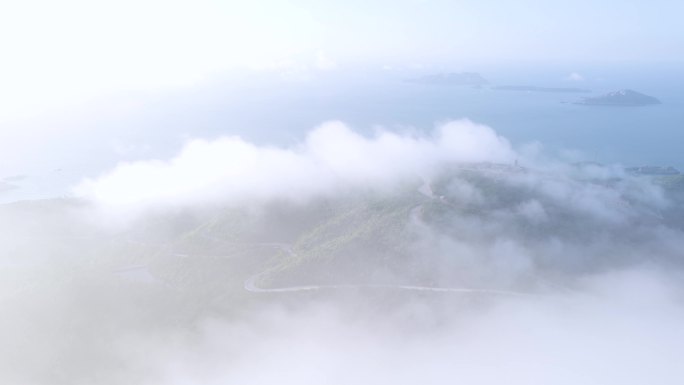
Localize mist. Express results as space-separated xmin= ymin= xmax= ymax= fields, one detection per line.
xmin=2 ymin=118 xmax=684 ymax=384
xmin=74 ymin=120 xmax=514 ymax=209
xmin=3 ymin=0 xmax=684 ymax=122
xmin=3 ymin=0 xmax=684 ymax=383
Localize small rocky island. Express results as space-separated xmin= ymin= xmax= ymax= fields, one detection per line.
xmin=575 ymin=89 xmax=661 ymax=106
xmin=494 ymin=85 xmax=590 ymax=93
xmin=408 ymin=72 xmax=489 ymax=86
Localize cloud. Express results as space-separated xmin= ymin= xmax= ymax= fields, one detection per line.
xmin=75 ymin=120 xmax=515 ymax=208
xmin=314 ymin=51 xmax=338 ymax=71
xmin=567 ymin=72 xmax=585 ymax=81
xmin=112 ymin=268 xmax=684 ymax=385
xmin=7 ymin=118 xmax=684 ymax=384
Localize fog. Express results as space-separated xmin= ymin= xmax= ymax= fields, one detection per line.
xmin=2 ymin=0 xmax=684 ymax=382
xmin=2 ymin=120 xmax=684 ymax=384
xmin=3 ymin=0 xmax=683 ymax=121
xmin=75 ymin=120 xmax=514 ymax=209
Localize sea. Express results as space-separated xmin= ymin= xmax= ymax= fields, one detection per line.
xmin=2 ymin=65 xmax=683 ymax=203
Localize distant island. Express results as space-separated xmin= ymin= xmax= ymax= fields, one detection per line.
xmin=626 ymin=166 xmax=680 ymax=176
xmin=0 ymin=181 xmax=18 ymax=193
xmin=493 ymin=85 xmax=591 ymax=93
xmin=0 ymin=175 xmax=25 ymax=194
xmin=574 ymin=89 xmax=661 ymax=106
xmin=3 ymin=175 xmax=26 ymax=183
xmin=407 ymin=72 xmax=489 ymax=86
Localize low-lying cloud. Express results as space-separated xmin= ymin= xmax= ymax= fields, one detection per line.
xmin=4 ymin=119 xmax=684 ymax=384
xmin=75 ymin=120 xmax=515 ymax=208
xmin=140 ymin=268 xmax=684 ymax=385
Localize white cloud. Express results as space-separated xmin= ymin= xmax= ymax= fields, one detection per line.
xmin=6 ymin=115 xmax=684 ymax=384
xmin=567 ymin=72 xmax=585 ymax=81
xmin=75 ymin=120 xmax=515 ymax=208
xmin=123 ymin=269 xmax=684 ymax=385
xmin=314 ymin=51 xmax=338 ymax=71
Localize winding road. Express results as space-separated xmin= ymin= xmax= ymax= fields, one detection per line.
xmin=244 ymin=271 xmax=531 ymax=297
xmin=240 ymin=181 xmax=533 ymax=298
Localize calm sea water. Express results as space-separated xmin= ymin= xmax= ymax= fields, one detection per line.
xmin=3 ymin=67 xmax=683 ymax=202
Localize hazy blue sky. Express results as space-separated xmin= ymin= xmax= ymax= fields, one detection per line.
xmin=1 ymin=0 xmax=683 ymax=118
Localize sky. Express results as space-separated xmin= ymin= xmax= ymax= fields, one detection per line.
xmin=1 ymin=0 xmax=683 ymax=119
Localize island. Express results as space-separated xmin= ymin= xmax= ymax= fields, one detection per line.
xmin=626 ymin=166 xmax=680 ymax=176
xmin=493 ymin=85 xmax=591 ymax=93
xmin=0 ymin=181 xmax=18 ymax=193
xmin=407 ymin=72 xmax=489 ymax=86
xmin=574 ymin=89 xmax=661 ymax=106
xmin=3 ymin=175 xmax=26 ymax=183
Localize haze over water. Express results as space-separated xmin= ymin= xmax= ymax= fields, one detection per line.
xmin=3 ymin=66 xmax=683 ymax=202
